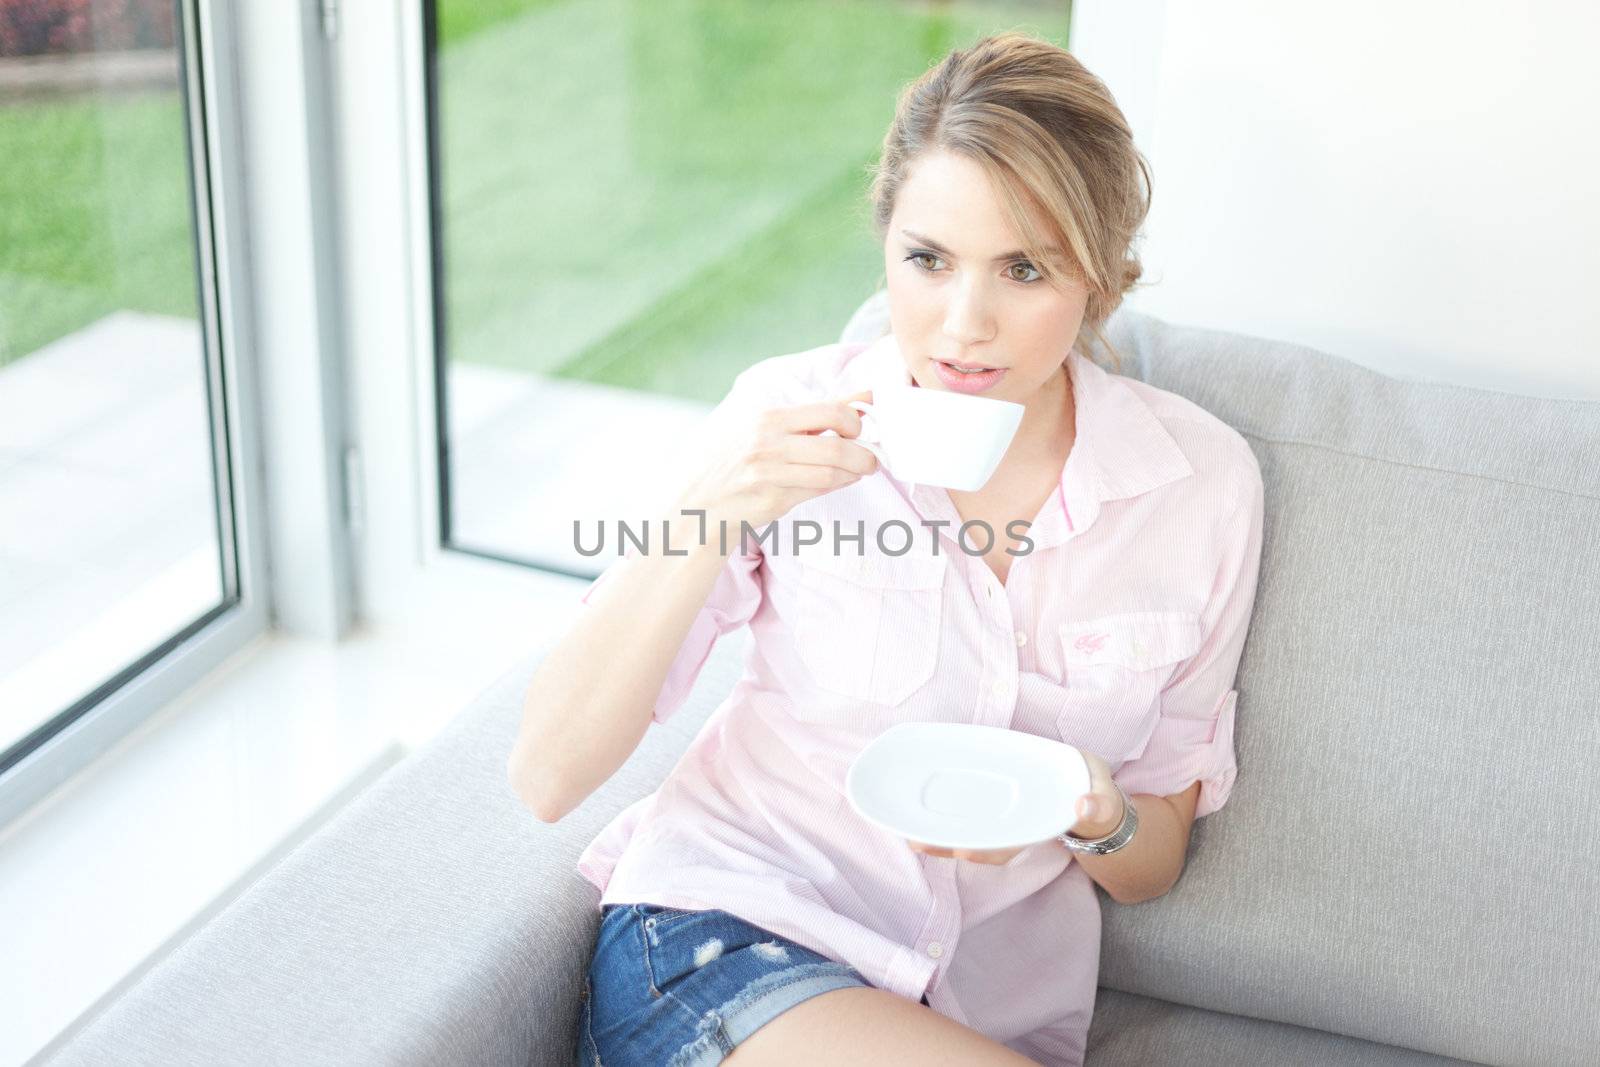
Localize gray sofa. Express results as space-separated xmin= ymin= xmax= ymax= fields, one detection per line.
xmin=45 ymin=299 xmax=1600 ymax=1066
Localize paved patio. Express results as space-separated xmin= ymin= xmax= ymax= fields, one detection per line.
xmin=0 ymin=312 xmax=218 ymax=752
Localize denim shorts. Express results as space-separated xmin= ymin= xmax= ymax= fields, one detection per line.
xmin=577 ymin=902 xmax=929 ymax=1066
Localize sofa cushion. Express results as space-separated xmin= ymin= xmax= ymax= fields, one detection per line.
xmin=1085 ymin=988 xmax=1483 ymax=1066
xmin=1092 ymin=309 xmax=1600 ymax=1066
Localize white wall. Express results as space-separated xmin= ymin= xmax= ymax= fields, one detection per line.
xmin=1070 ymin=0 xmax=1599 ymax=400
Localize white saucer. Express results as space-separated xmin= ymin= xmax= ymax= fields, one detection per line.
xmin=845 ymin=722 xmax=1091 ymax=850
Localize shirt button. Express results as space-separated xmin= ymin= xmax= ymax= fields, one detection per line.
xmin=990 ymin=680 xmax=1007 ymax=696
xmin=1015 ymin=631 xmax=1027 ymax=648
xmin=926 ymin=942 xmax=944 ymax=958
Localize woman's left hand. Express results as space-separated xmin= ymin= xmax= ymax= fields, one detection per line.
xmin=906 ymin=748 xmax=1124 ymax=864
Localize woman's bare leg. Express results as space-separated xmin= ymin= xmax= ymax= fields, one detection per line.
xmin=722 ymin=986 xmax=1038 ymax=1066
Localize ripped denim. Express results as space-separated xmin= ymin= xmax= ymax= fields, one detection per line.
xmin=578 ymin=902 xmax=913 ymax=1066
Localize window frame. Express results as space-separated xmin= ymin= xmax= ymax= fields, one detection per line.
xmin=0 ymin=0 xmax=361 ymax=826
xmin=334 ymin=0 xmax=486 ymax=625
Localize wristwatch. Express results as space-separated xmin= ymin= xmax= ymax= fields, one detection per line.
xmin=1054 ymin=780 xmax=1138 ymax=856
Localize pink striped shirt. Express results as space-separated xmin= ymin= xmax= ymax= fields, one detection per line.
xmin=574 ymin=331 xmax=1264 ymax=1065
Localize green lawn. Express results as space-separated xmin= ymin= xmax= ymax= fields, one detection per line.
xmin=436 ymin=0 xmax=1070 ymax=402
xmin=0 ymin=90 xmax=197 ymax=366
xmin=0 ymin=0 xmax=1070 ymax=400
xmin=436 ymin=0 xmax=565 ymax=45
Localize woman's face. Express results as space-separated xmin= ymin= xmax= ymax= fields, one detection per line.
xmin=883 ymin=149 xmax=1089 ymax=417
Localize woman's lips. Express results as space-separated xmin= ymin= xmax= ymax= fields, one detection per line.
xmin=932 ymin=359 xmax=1007 ymax=394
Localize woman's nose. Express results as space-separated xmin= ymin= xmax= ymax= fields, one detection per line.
xmin=942 ymin=278 xmax=996 ymax=346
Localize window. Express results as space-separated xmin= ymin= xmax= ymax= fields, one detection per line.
xmin=0 ymin=0 xmax=267 ymax=817
xmin=423 ymin=0 xmax=1071 ymax=575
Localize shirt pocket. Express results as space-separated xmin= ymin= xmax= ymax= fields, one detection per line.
xmin=791 ymin=550 xmax=946 ymax=710
xmin=1053 ymin=611 xmax=1203 ymax=763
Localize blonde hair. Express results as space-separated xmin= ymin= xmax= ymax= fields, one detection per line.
xmin=864 ymin=31 xmax=1152 ymax=374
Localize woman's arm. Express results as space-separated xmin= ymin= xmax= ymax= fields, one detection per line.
xmin=507 ymin=514 xmax=734 ymax=823
xmin=1071 ymin=780 xmax=1201 ymax=905
xmin=906 ymin=754 xmax=1201 ymax=905
xmin=507 ymin=388 xmax=879 ymax=823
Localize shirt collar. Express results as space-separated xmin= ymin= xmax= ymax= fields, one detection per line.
xmin=859 ymin=331 xmax=1194 ymax=545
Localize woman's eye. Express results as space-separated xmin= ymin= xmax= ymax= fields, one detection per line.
xmin=905 ymin=251 xmax=1041 ymax=284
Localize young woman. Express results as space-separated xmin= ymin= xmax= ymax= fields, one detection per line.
xmin=511 ymin=31 xmax=1264 ymax=1067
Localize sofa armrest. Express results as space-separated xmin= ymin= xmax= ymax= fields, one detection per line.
xmin=44 ymin=634 xmax=739 ymax=1067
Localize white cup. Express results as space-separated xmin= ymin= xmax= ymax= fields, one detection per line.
xmin=844 ymin=386 xmax=1025 ymax=491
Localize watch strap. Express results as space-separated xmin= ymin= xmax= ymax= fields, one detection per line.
xmin=1055 ymin=780 xmax=1138 ymax=856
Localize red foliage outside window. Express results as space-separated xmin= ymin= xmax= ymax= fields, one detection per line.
xmin=0 ymin=0 xmax=177 ymax=58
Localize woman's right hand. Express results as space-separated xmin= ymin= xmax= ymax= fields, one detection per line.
xmin=673 ymin=389 xmax=880 ymax=536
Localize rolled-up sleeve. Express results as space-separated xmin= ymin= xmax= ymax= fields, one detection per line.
xmin=1113 ymin=459 xmax=1265 ymax=817
xmin=574 ymin=363 xmax=785 ymax=725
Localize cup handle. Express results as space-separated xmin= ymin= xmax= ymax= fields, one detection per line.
xmin=844 ymin=400 xmax=889 ymax=471
xmin=845 ymin=400 xmax=882 ymax=447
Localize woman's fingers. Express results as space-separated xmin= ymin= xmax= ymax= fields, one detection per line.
xmin=1069 ymin=749 xmax=1124 ymax=838
xmin=779 ymin=432 xmax=879 ymax=476
xmin=907 ymin=839 xmax=1027 ymax=864
xmin=764 ymin=461 xmax=869 ymax=492
xmin=741 ymin=393 xmax=880 ymax=492
xmin=678 ymin=392 xmax=879 ymax=532
xmin=765 ymin=392 xmax=873 ymax=439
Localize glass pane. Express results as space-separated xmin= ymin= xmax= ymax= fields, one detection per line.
xmin=0 ymin=1 xmax=233 ymax=765
xmin=429 ymin=0 xmax=1070 ymax=572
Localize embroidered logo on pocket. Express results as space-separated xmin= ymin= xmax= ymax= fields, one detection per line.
xmin=1072 ymin=632 xmax=1109 ymax=655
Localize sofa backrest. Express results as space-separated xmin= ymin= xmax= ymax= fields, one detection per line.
xmin=1091 ymin=308 xmax=1600 ymax=1066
